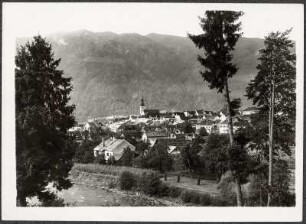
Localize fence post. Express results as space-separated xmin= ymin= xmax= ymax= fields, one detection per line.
xmin=197 ymin=177 xmax=201 ymax=185
xmin=164 ymin=173 xmax=167 ymax=181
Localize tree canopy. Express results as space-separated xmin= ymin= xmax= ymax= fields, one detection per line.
xmin=15 ymin=35 xmax=76 ymax=206
xmin=246 ymin=29 xmax=296 ymax=121
xmin=188 ymin=11 xmax=243 ymax=93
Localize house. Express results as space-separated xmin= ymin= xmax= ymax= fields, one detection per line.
xmin=117 ymin=120 xmax=138 ymax=132
xmin=195 ymin=110 xmax=204 ymax=117
xmin=173 ymin=112 xmax=188 ymax=121
xmin=82 ymin=121 xmax=102 ymax=140
xmin=204 ymin=110 xmax=214 ymax=115
xmin=93 ymin=138 xmax=136 ymax=161
xmin=195 ymin=120 xmax=215 ymax=134
xmin=68 ymin=126 xmax=83 ymax=141
xmin=218 ymin=120 xmax=229 ymax=134
xmin=142 ymin=130 xmax=169 ymax=146
xmin=84 ymin=121 xmax=101 ymax=134
xmin=219 ymin=112 xmax=227 ymax=122
xmin=154 ymin=135 xmax=189 ymax=155
xmin=217 ymin=117 xmax=247 ymax=134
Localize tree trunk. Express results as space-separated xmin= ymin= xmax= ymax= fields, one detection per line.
xmin=235 ymin=177 xmax=243 ymax=206
xmin=267 ymin=80 xmax=275 ymax=206
xmin=224 ymin=79 xmax=234 ymax=144
xmin=224 ymin=78 xmax=243 ymax=207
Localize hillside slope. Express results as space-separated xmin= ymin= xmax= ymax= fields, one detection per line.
xmin=17 ymin=30 xmax=264 ymax=121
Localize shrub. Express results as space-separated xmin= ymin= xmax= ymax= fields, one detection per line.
xmin=210 ymin=196 xmax=228 ymax=206
xmin=119 ymin=171 xmax=136 ymax=190
xmin=132 ymin=155 xmax=148 ymax=168
xmin=139 ymin=172 xmax=168 ymax=197
xmin=199 ymin=194 xmax=212 ymax=206
xmin=190 ymin=193 xmax=201 ymax=204
xmin=180 ymin=190 xmax=217 ymax=206
xmin=168 ymin=186 xmax=182 ymax=198
xmin=147 ymin=142 xmax=173 ymax=172
xmin=180 ymin=191 xmax=193 ymax=203
xmin=199 ymin=127 xmax=208 ymax=136
xmin=119 ymin=147 xmax=134 ymax=166
xmin=94 ymin=153 xmax=106 ymax=164
xmin=73 ymin=140 xmax=99 ymax=164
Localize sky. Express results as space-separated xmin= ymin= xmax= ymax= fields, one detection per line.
xmin=3 ymin=3 xmax=303 ymax=41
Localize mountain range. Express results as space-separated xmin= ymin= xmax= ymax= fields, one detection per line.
xmin=17 ymin=30 xmax=265 ymax=122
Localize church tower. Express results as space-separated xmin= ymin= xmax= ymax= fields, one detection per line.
xmin=140 ymin=98 xmax=146 ymax=116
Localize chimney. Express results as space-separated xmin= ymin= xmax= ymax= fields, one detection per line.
xmin=102 ymin=138 xmax=105 ymax=147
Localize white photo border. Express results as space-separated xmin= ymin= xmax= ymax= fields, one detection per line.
xmin=2 ymin=2 xmax=304 ymax=222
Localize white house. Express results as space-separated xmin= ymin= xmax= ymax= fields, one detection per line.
xmin=218 ymin=120 xmax=229 ymax=134
xmin=93 ymin=138 xmax=136 ymax=161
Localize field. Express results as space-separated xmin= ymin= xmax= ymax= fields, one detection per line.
xmin=72 ymin=163 xmax=157 ymax=177
xmin=72 ymin=163 xmax=218 ymax=195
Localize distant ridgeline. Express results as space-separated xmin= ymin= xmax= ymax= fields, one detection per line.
xmin=17 ymin=30 xmax=266 ymax=122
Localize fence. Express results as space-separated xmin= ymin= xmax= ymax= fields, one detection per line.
xmin=162 ymin=172 xmax=208 ymax=185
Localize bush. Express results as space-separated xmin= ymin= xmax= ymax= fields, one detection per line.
xmin=119 ymin=147 xmax=134 ymax=166
xmin=168 ymin=186 xmax=182 ymax=198
xmin=139 ymin=172 xmax=168 ymax=197
xmin=119 ymin=171 xmax=136 ymax=190
xmin=132 ymin=155 xmax=148 ymax=168
xmin=180 ymin=191 xmax=193 ymax=203
xmin=210 ymin=196 xmax=228 ymax=206
xmin=147 ymin=142 xmax=173 ymax=172
xmin=180 ymin=190 xmax=221 ymax=206
xmin=94 ymin=153 xmax=106 ymax=164
xmin=199 ymin=194 xmax=212 ymax=206
xmin=73 ymin=140 xmax=99 ymax=164
xmin=199 ymin=127 xmax=208 ymax=136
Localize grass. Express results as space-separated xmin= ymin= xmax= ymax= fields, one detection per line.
xmin=73 ymin=163 xmax=156 ymax=177
xmin=72 ymin=163 xmax=229 ymax=206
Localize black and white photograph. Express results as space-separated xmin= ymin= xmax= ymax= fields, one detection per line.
xmin=2 ymin=2 xmax=304 ymax=222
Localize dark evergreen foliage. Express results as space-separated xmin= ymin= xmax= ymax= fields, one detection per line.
xmin=188 ymin=11 xmax=243 ymax=93
xmin=146 ymin=142 xmax=173 ymax=173
xmin=188 ymin=10 xmax=244 ymax=206
xmin=119 ymin=171 xmax=136 ymax=190
xmin=15 ymin=35 xmax=76 ymax=206
xmin=183 ymin=122 xmax=194 ymax=133
xmin=74 ymin=140 xmax=98 ymax=164
xmin=119 ymin=147 xmax=134 ymax=166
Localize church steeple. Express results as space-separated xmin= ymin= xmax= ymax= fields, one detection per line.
xmin=140 ymin=98 xmax=146 ymax=116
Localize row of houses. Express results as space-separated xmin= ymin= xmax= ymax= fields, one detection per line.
xmin=68 ymin=99 xmax=259 ymax=162
xmin=92 ymin=133 xmax=189 ymax=162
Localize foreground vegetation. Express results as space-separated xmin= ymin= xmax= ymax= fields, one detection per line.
xmin=72 ymin=163 xmax=229 ymax=206
xmin=73 ymin=163 xmax=157 ymax=177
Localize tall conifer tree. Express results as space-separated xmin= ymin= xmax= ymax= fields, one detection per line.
xmin=188 ymin=11 xmax=244 ymax=206
xmin=15 ymin=36 xmax=76 ymax=206
xmin=246 ymin=29 xmax=296 ymax=206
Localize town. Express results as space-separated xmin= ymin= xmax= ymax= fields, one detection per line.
xmin=68 ymin=99 xmax=259 ymax=162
